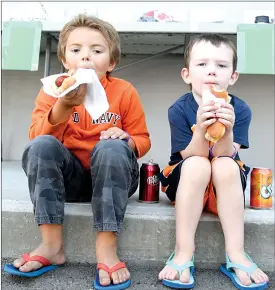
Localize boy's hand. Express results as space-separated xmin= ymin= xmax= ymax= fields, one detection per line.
xmin=58 ymin=84 xmax=87 ymax=108
xmin=196 ymin=100 xmax=219 ymax=136
xmin=215 ymin=102 xmax=235 ymax=135
xmin=100 ymin=127 xmax=129 ymax=141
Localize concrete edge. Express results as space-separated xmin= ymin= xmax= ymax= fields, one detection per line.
xmin=3 ymin=199 xmax=274 ymax=224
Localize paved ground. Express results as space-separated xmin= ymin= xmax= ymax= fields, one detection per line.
xmin=2 ymin=259 xmax=274 ymax=290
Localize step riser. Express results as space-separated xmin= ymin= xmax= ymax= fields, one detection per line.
xmin=3 ymin=211 xmax=274 ymax=271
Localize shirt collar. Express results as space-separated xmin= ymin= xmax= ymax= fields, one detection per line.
xmin=188 ymin=92 xmax=199 ymax=113
xmin=100 ymin=74 xmax=108 ymax=89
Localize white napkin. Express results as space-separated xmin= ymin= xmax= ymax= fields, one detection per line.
xmin=41 ymin=68 xmax=109 ymax=121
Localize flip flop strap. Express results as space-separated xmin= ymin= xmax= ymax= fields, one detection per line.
xmin=166 ymin=260 xmax=194 ymax=276
xmin=226 ymin=262 xmax=258 ymax=277
xmin=109 ymin=262 xmax=127 ymax=273
xmin=226 ymin=254 xmax=258 ymax=277
xmin=22 ymin=252 xmax=51 ymax=266
xmin=97 ymin=262 xmax=127 ymax=278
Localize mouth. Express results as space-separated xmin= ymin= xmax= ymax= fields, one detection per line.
xmin=78 ymin=66 xmax=94 ymax=70
xmin=78 ymin=63 xmax=95 ymax=70
xmin=205 ymin=82 xmax=217 ymax=85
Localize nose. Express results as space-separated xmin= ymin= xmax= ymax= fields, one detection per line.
xmin=207 ymin=63 xmax=217 ymax=76
xmin=81 ymin=49 xmax=90 ymax=62
xmin=82 ymin=55 xmax=90 ymax=62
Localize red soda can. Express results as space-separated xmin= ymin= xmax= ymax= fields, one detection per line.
xmin=139 ymin=159 xmax=160 ymax=203
xmin=250 ymin=167 xmax=273 ymax=209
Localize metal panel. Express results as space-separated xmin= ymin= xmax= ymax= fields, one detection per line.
xmin=39 ymin=32 xmax=236 ymax=55
xmin=2 ymin=21 xmax=42 ymax=71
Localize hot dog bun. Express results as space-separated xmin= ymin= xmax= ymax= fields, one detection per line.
xmin=52 ymin=70 xmax=77 ymax=95
xmin=205 ymin=85 xmax=229 ymax=143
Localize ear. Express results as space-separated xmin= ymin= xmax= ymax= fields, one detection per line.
xmin=62 ymin=59 xmax=69 ymax=70
xmin=181 ymin=67 xmax=191 ymax=85
xmin=107 ymin=61 xmax=116 ymax=72
xmin=228 ymin=71 xmax=239 ymax=86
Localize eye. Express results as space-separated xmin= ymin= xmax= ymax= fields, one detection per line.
xmin=218 ymin=64 xmax=227 ymax=68
xmin=71 ymin=49 xmax=80 ymax=53
xmin=198 ymin=63 xmax=206 ymax=66
xmin=93 ymin=49 xmax=102 ymax=54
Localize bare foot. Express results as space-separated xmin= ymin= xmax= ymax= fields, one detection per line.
xmin=97 ymin=245 xmax=130 ymax=286
xmin=227 ymin=252 xmax=269 ymax=286
xmin=12 ymin=242 xmax=65 ymax=273
xmin=158 ymin=252 xmax=194 ymax=283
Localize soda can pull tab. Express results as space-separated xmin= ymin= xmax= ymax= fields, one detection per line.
xmin=148 ymin=158 xmax=154 ymax=164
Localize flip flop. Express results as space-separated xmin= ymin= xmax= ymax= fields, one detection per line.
xmin=94 ymin=261 xmax=131 ymax=290
xmin=162 ymin=252 xmax=195 ymax=289
xmin=219 ymin=253 xmax=268 ymax=290
xmin=4 ymin=252 xmax=63 ymax=278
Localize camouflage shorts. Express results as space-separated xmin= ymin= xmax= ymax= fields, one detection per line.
xmin=22 ymin=135 xmax=139 ymax=235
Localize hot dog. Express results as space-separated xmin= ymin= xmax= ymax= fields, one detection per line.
xmin=52 ymin=70 xmax=77 ymax=95
xmin=204 ymin=85 xmax=230 ymax=143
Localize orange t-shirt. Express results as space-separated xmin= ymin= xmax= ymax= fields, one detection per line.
xmin=29 ymin=75 xmax=151 ymax=168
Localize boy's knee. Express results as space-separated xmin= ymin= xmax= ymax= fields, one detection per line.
xmin=23 ymin=135 xmax=62 ymax=160
xmin=91 ymin=139 xmax=130 ymax=159
xmin=211 ymin=157 xmax=240 ymax=184
xmin=181 ymin=156 xmax=211 ymax=179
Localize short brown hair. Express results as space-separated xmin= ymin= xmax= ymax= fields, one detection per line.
xmin=183 ymin=33 xmax=238 ymax=72
xmin=57 ymin=14 xmax=121 ymax=77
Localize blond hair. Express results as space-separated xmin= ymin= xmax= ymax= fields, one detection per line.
xmin=57 ymin=14 xmax=121 ymax=77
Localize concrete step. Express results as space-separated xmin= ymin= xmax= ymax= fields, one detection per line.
xmin=2 ymin=259 xmax=275 ymax=290
xmin=2 ymin=161 xmax=275 ymax=272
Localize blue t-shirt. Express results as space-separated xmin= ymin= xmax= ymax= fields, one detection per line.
xmin=168 ymin=92 xmax=252 ymax=171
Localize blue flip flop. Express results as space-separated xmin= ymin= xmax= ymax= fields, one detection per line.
xmin=3 ymin=253 xmax=62 ymax=278
xmin=162 ymin=252 xmax=195 ymax=289
xmin=219 ymin=254 xmax=268 ymax=290
xmin=93 ymin=262 xmax=131 ymax=290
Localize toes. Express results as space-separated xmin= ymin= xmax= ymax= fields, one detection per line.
xmin=99 ymin=270 xmax=110 ymax=286
xmin=111 ymin=271 xmax=120 ymax=284
xmin=258 ymin=270 xmax=269 ymax=282
xmin=180 ymin=269 xmax=190 ymax=283
xmin=111 ymin=269 xmax=129 ymax=284
xmin=117 ymin=270 xmax=125 ymax=283
xmin=166 ymin=270 xmax=173 ymax=280
xmin=168 ymin=270 xmax=177 ymax=281
xmin=263 ymin=273 xmax=269 ymax=282
xmin=253 ymin=272 xmax=263 ymax=284
xmin=158 ymin=269 xmax=166 ymax=280
xmin=250 ymin=269 xmax=269 ymax=284
xmin=235 ymin=270 xmax=252 ymax=286
xmin=252 ymin=271 xmax=267 ymax=284
xmin=19 ymin=261 xmax=42 ymax=273
xmin=13 ymin=258 xmax=25 ymax=268
xmin=158 ymin=270 xmax=163 ymax=280
xmin=124 ymin=269 xmax=130 ymax=281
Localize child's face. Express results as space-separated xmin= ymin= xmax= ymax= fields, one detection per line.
xmin=181 ymin=41 xmax=238 ymax=98
xmin=62 ymin=27 xmax=115 ymax=79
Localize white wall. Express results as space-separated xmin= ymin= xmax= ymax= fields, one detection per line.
xmin=2 ymin=53 xmax=274 ymax=172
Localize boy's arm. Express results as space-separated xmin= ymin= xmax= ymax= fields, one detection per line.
xmin=121 ymin=85 xmax=151 ymax=158
xmin=29 ymin=89 xmax=72 ymax=141
xmin=168 ymin=106 xmax=209 ymax=160
xmin=180 ymin=129 xmax=209 ymax=159
xmin=212 ymin=103 xmax=252 ymax=157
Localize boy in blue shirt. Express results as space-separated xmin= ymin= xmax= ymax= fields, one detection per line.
xmin=158 ymin=34 xmax=269 ymax=290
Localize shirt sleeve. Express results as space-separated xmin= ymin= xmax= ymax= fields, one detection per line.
xmin=120 ymin=84 xmax=151 ymax=158
xmin=168 ymin=104 xmax=193 ymax=154
xmin=233 ymin=102 xmax=252 ymax=148
xmin=29 ymin=88 xmax=70 ymax=141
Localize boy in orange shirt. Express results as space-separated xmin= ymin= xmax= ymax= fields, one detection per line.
xmin=4 ymin=14 xmax=151 ymax=290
